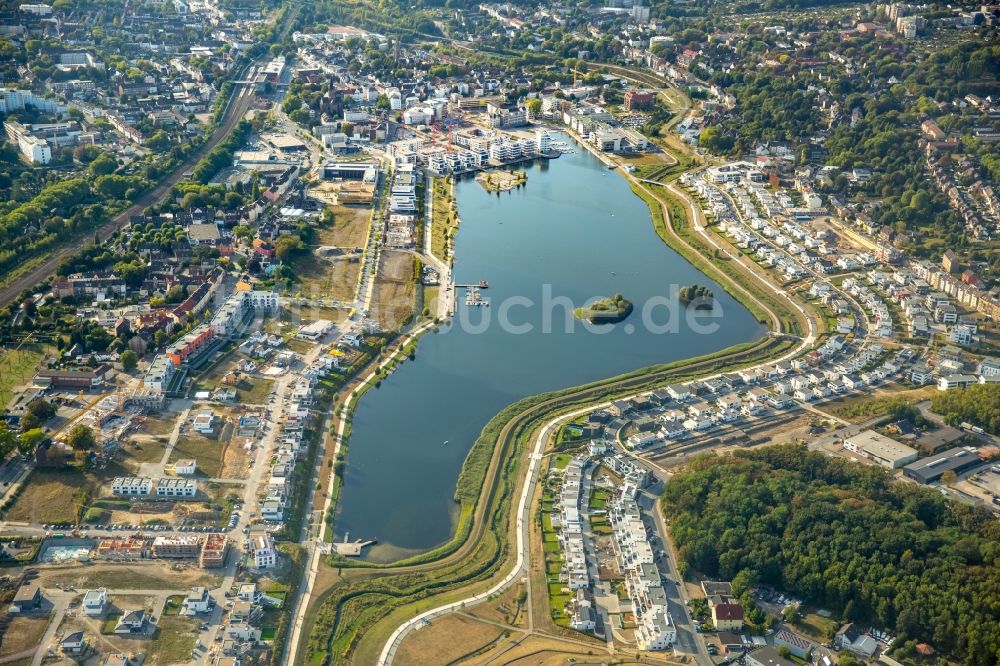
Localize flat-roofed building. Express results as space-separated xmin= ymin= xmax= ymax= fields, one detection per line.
xmin=156 ymin=478 xmax=197 ymax=497
xmin=111 ymin=477 xmax=153 ymax=496
xmin=843 ymin=430 xmax=918 ymax=469
xmin=9 ymin=583 xmax=41 ymax=613
xmin=151 ymin=535 xmax=201 ymax=559
xmin=903 ymin=446 xmax=983 ymax=484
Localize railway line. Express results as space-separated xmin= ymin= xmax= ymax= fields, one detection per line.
xmin=0 ymin=0 xmax=303 ymax=310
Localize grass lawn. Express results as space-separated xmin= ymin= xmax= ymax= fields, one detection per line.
xmin=793 ymin=611 xmax=840 ymax=644
xmin=551 ymin=454 xmax=571 ymax=470
xmin=423 ymin=284 xmax=439 ymax=317
xmin=169 ymin=433 xmax=223 ymax=478
xmin=323 ymin=205 xmax=372 ymax=250
xmin=0 ymin=615 xmax=50 ymax=658
xmin=5 ymin=468 xmax=88 ymax=524
xmin=137 ymin=415 xmax=176 ymax=437
xmin=123 ymin=438 xmax=167 ymax=466
xmin=163 ymin=595 xmax=184 ymax=615
xmin=237 ymin=377 xmax=274 ymax=405
xmin=101 ymin=613 xmax=123 ymax=635
xmin=292 ymin=206 xmax=371 ymax=302
xmin=619 ymin=151 xmax=682 ymax=181
xmin=547 ymin=582 xmax=571 ymax=625
xmin=260 ymin=627 xmax=277 ymax=641
xmin=146 ymin=616 xmax=199 ymax=665
xmin=371 ymin=251 xmax=416 ymax=329
xmin=823 ymin=385 xmax=937 ymax=422
xmin=2 ymin=348 xmax=46 ymax=400
xmin=588 ymin=488 xmax=610 ymax=511
xmin=284 ymin=338 xmax=316 ymax=354
xmin=290 ymin=250 xmax=361 ymax=304
xmin=431 ymin=177 xmax=457 ymax=261
xmin=194 ymin=355 xmax=240 ymax=387
xmin=542 ymin=513 xmax=554 ymax=532
xmin=394 ymin=613 xmax=503 ymax=666
xmin=0 ymin=344 xmax=50 ymax=409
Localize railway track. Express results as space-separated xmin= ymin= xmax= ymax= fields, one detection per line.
xmin=0 ymin=0 xmax=304 ymax=309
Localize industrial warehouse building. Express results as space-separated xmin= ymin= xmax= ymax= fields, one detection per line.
xmin=843 ymin=430 xmax=918 ymax=469
xmin=903 ymin=447 xmax=984 ymax=484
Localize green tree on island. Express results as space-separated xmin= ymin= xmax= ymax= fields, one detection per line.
xmin=678 ymin=284 xmax=714 ymax=304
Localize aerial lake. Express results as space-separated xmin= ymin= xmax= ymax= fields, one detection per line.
xmin=334 ymin=137 xmax=766 ymax=560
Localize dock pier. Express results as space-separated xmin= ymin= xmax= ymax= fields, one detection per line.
xmin=333 ymin=533 xmax=377 ymax=557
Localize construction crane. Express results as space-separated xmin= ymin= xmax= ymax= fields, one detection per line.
xmin=49 ymin=392 xmax=109 ymax=439
xmin=430 ymin=122 xmax=454 ymax=153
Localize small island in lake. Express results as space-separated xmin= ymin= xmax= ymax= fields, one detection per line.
xmin=477 ymin=169 xmax=527 ymax=193
xmin=678 ymin=284 xmax=714 ymax=308
xmin=574 ymin=293 xmax=634 ymax=324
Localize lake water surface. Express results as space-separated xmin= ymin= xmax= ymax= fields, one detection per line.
xmin=334 ymin=139 xmax=765 ymax=560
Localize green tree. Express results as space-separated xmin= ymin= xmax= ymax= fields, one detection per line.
xmin=145 ymin=130 xmax=172 ymax=151
xmin=274 ymin=235 xmax=304 ymax=262
xmin=66 ymin=424 xmax=96 ymax=451
xmin=18 ymin=428 xmax=46 ymax=455
xmin=0 ymin=423 xmax=18 ymax=458
xmin=26 ymin=398 xmax=56 ymax=421
xmin=120 ymin=349 xmax=138 ymax=371
xmin=89 ymin=152 xmax=118 ymax=176
xmin=19 ymin=412 xmax=40 ymax=432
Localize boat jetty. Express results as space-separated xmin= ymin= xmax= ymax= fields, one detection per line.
xmin=458 ymin=280 xmax=490 ymax=307
xmin=333 ymin=532 xmax=377 ymax=557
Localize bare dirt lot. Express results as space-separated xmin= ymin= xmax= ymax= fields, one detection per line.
xmin=0 ymin=615 xmax=51 ymax=658
xmin=40 ymin=562 xmax=221 ymax=591
xmin=370 ymin=250 xmax=416 ymax=329
xmin=465 ymin=582 xmax=527 ymax=628
xmin=467 ymin=633 xmax=677 ymax=666
xmin=822 ymin=385 xmax=938 ymax=422
xmin=394 ymin=613 xmax=504 ymax=665
xmin=293 ymin=205 xmax=372 ymax=302
xmin=6 ymin=468 xmax=89 ymax=524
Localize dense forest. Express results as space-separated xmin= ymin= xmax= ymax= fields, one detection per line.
xmin=931 ymin=385 xmax=1000 ymax=435
xmin=662 ymin=446 xmax=1000 ymax=665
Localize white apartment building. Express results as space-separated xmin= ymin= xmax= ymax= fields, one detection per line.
xmin=83 ymin=588 xmax=107 ymax=616
xmin=609 ymin=492 xmax=676 ymax=651
xmin=4 ymin=121 xmax=51 ymax=164
xmin=250 ymin=532 xmax=277 ymax=569
xmin=156 ymin=478 xmax=197 ymax=497
xmin=111 ymin=477 xmax=153 ymax=496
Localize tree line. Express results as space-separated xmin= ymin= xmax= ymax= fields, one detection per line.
xmin=931 ymin=384 xmax=1000 ymax=435
xmin=662 ymin=445 xmax=1000 ymax=665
